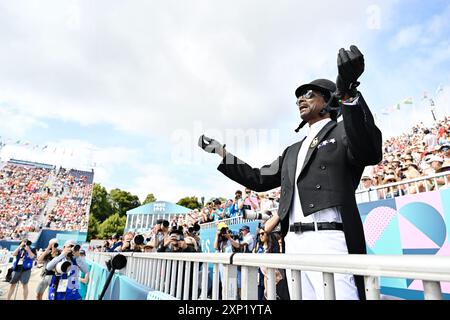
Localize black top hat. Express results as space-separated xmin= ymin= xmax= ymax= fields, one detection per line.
xmin=295 ymin=79 xmax=336 ymax=98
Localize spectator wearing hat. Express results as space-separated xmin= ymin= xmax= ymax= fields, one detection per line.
xmin=381 ymin=174 xmax=406 ymax=199
xmin=356 ymin=176 xmax=378 ymax=203
xmin=199 ymin=45 xmax=382 ymax=299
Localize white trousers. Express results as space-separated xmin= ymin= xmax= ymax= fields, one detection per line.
xmin=284 ymin=230 xmax=359 ymax=300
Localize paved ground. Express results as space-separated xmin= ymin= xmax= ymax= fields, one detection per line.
xmin=0 ymin=266 xmax=48 ymax=300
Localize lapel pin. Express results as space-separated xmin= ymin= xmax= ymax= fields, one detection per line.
xmin=310 ymin=137 xmax=319 ymax=148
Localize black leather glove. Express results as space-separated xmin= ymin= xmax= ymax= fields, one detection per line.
xmin=336 ymin=45 xmax=364 ymax=98
xmin=198 ymin=134 xmax=226 ymax=157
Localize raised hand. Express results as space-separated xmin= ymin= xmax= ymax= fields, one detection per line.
xmin=198 ymin=134 xmax=226 ymax=157
xmin=336 ymin=45 xmax=365 ymax=97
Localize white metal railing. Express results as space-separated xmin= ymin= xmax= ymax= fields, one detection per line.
xmin=86 ymin=251 xmax=450 ymax=300
xmin=355 ymin=171 xmax=450 ymax=201
xmin=200 ymin=207 xmax=280 ymax=230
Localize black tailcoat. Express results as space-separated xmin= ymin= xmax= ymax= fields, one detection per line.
xmin=217 ymin=93 xmax=383 ymax=299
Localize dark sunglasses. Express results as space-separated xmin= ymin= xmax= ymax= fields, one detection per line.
xmin=296 ymin=90 xmax=324 ymax=105
xmin=258 ymin=232 xmax=266 ymax=236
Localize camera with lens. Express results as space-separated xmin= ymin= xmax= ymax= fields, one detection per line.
xmin=133 ymin=234 xmax=145 ymax=246
xmin=21 ymin=239 xmax=32 ymax=247
xmin=187 ymin=223 xmax=200 ymax=236
xmin=230 ymin=230 xmax=243 ymax=241
xmin=67 ymin=244 xmax=80 ymax=259
xmin=55 ymin=260 xmax=72 ymax=274
xmin=243 ymin=209 xmax=274 ymax=221
xmin=173 ymin=234 xmax=184 ymax=241
xmin=156 ymin=219 xmax=170 ymax=230
xmin=219 ymin=227 xmax=229 ymax=242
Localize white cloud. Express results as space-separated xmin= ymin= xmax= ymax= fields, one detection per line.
xmin=389 ymin=25 xmax=422 ymax=50
xmin=0 ymin=0 xmax=395 ymax=139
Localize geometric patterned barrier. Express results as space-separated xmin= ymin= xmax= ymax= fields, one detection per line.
xmin=358 ymin=189 xmax=450 ymax=299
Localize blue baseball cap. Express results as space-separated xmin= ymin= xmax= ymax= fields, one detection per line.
xmin=240 ymin=225 xmax=250 ymax=232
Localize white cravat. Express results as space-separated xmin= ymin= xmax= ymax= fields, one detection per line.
xmin=289 ymin=118 xmax=342 ymax=226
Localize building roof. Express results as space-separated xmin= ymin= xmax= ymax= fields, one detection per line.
xmin=126 ymin=201 xmax=191 ymax=216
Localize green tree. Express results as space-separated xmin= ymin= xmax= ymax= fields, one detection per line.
xmin=98 ymin=213 xmax=126 ymax=239
xmin=109 ymin=188 xmax=141 ymax=217
xmin=143 ymin=193 xmax=157 ymax=205
xmin=176 ymin=196 xmax=202 ymax=210
xmin=87 ymin=214 xmax=100 ymax=241
xmin=90 ymin=183 xmax=113 ymax=223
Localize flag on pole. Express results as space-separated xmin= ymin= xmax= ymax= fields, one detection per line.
xmin=402 ymin=97 xmax=413 ymax=104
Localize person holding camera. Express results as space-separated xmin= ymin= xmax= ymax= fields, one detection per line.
xmin=211 ymin=198 xmax=225 ymax=221
xmin=242 ymin=188 xmax=259 ymax=211
xmin=36 ymin=238 xmax=60 ymax=300
xmin=6 ymin=239 xmax=36 ymax=300
xmin=147 ymin=219 xmax=170 ymax=252
xmin=120 ymin=232 xmax=135 ymax=252
xmin=186 ymin=223 xmax=202 ymax=252
xmin=107 ymin=233 xmax=123 ymax=252
xmin=161 ymin=227 xmax=197 ymax=253
xmin=199 ymin=45 xmax=382 ymax=300
xmin=46 ymin=239 xmax=89 ymax=300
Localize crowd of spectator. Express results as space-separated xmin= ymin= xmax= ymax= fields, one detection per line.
xmin=44 ymin=168 xmax=93 ymax=231
xmin=0 ymin=162 xmax=94 ymax=240
xmin=0 ymin=163 xmax=52 ymax=240
xmin=356 ymin=116 xmax=450 ymax=202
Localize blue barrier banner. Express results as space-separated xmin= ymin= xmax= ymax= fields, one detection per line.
xmin=86 ymin=260 xmax=151 ymax=300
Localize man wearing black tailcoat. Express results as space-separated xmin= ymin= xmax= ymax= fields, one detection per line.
xmin=198 ymin=45 xmax=382 ymax=299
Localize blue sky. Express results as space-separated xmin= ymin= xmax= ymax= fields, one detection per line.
xmin=0 ymin=0 xmax=449 ymax=203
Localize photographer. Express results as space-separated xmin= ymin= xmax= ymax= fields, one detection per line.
xmin=242 ymin=188 xmax=259 ymax=211
xmin=107 ymin=233 xmax=123 ymax=252
xmin=186 ymin=223 xmax=202 ymax=252
xmin=213 ymin=222 xmax=234 ymax=254
xmin=46 ymin=239 xmax=89 ymax=300
xmin=233 ymin=190 xmax=244 ymax=217
xmin=36 ymin=238 xmax=60 ymax=300
xmin=147 ymin=219 xmax=170 ymax=252
xmin=119 ymin=232 xmax=133 ymax=252
xmin=211 ymin=198 xmax=225 ymax=221
xmin=161 ymin=227 xmax=196 ymax=253
xmin=6 ymin=239 xmax=36 ymax=300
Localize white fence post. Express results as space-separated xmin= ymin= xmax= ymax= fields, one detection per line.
xmin=423 ymin=281 xmax=442 ymax=300
xmin=240 ymin=266 xmax=258 ymax=300
xmin=212 ymin=263 xmax=220 ymax=300
xmin=266 ymin=268 xmax=277 ymax=300
xmin=192 ymin=262 xmax=200 ymax=300
xmin=176 ymin=260 xmax=184 ymax=299
xmin=364 ymin=276 xmax=380 ymax=300
xmin=323 ymin=272 xmax=336 ymax=300
xmin=290 ymin=270 xmax=302 ymax=300
xmin=164 ymin=260 xmax=172 ymax=294
xmin=222 ymin=265 xmax=238 ymax=300
xmin=201 ymin=262 xmax=208 ymax=300
xmin=183 ymin=261 xmax=192 ymax=300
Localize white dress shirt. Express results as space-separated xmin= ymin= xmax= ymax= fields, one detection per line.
xmin=289 ymin=118 xmax=343 ymax=226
